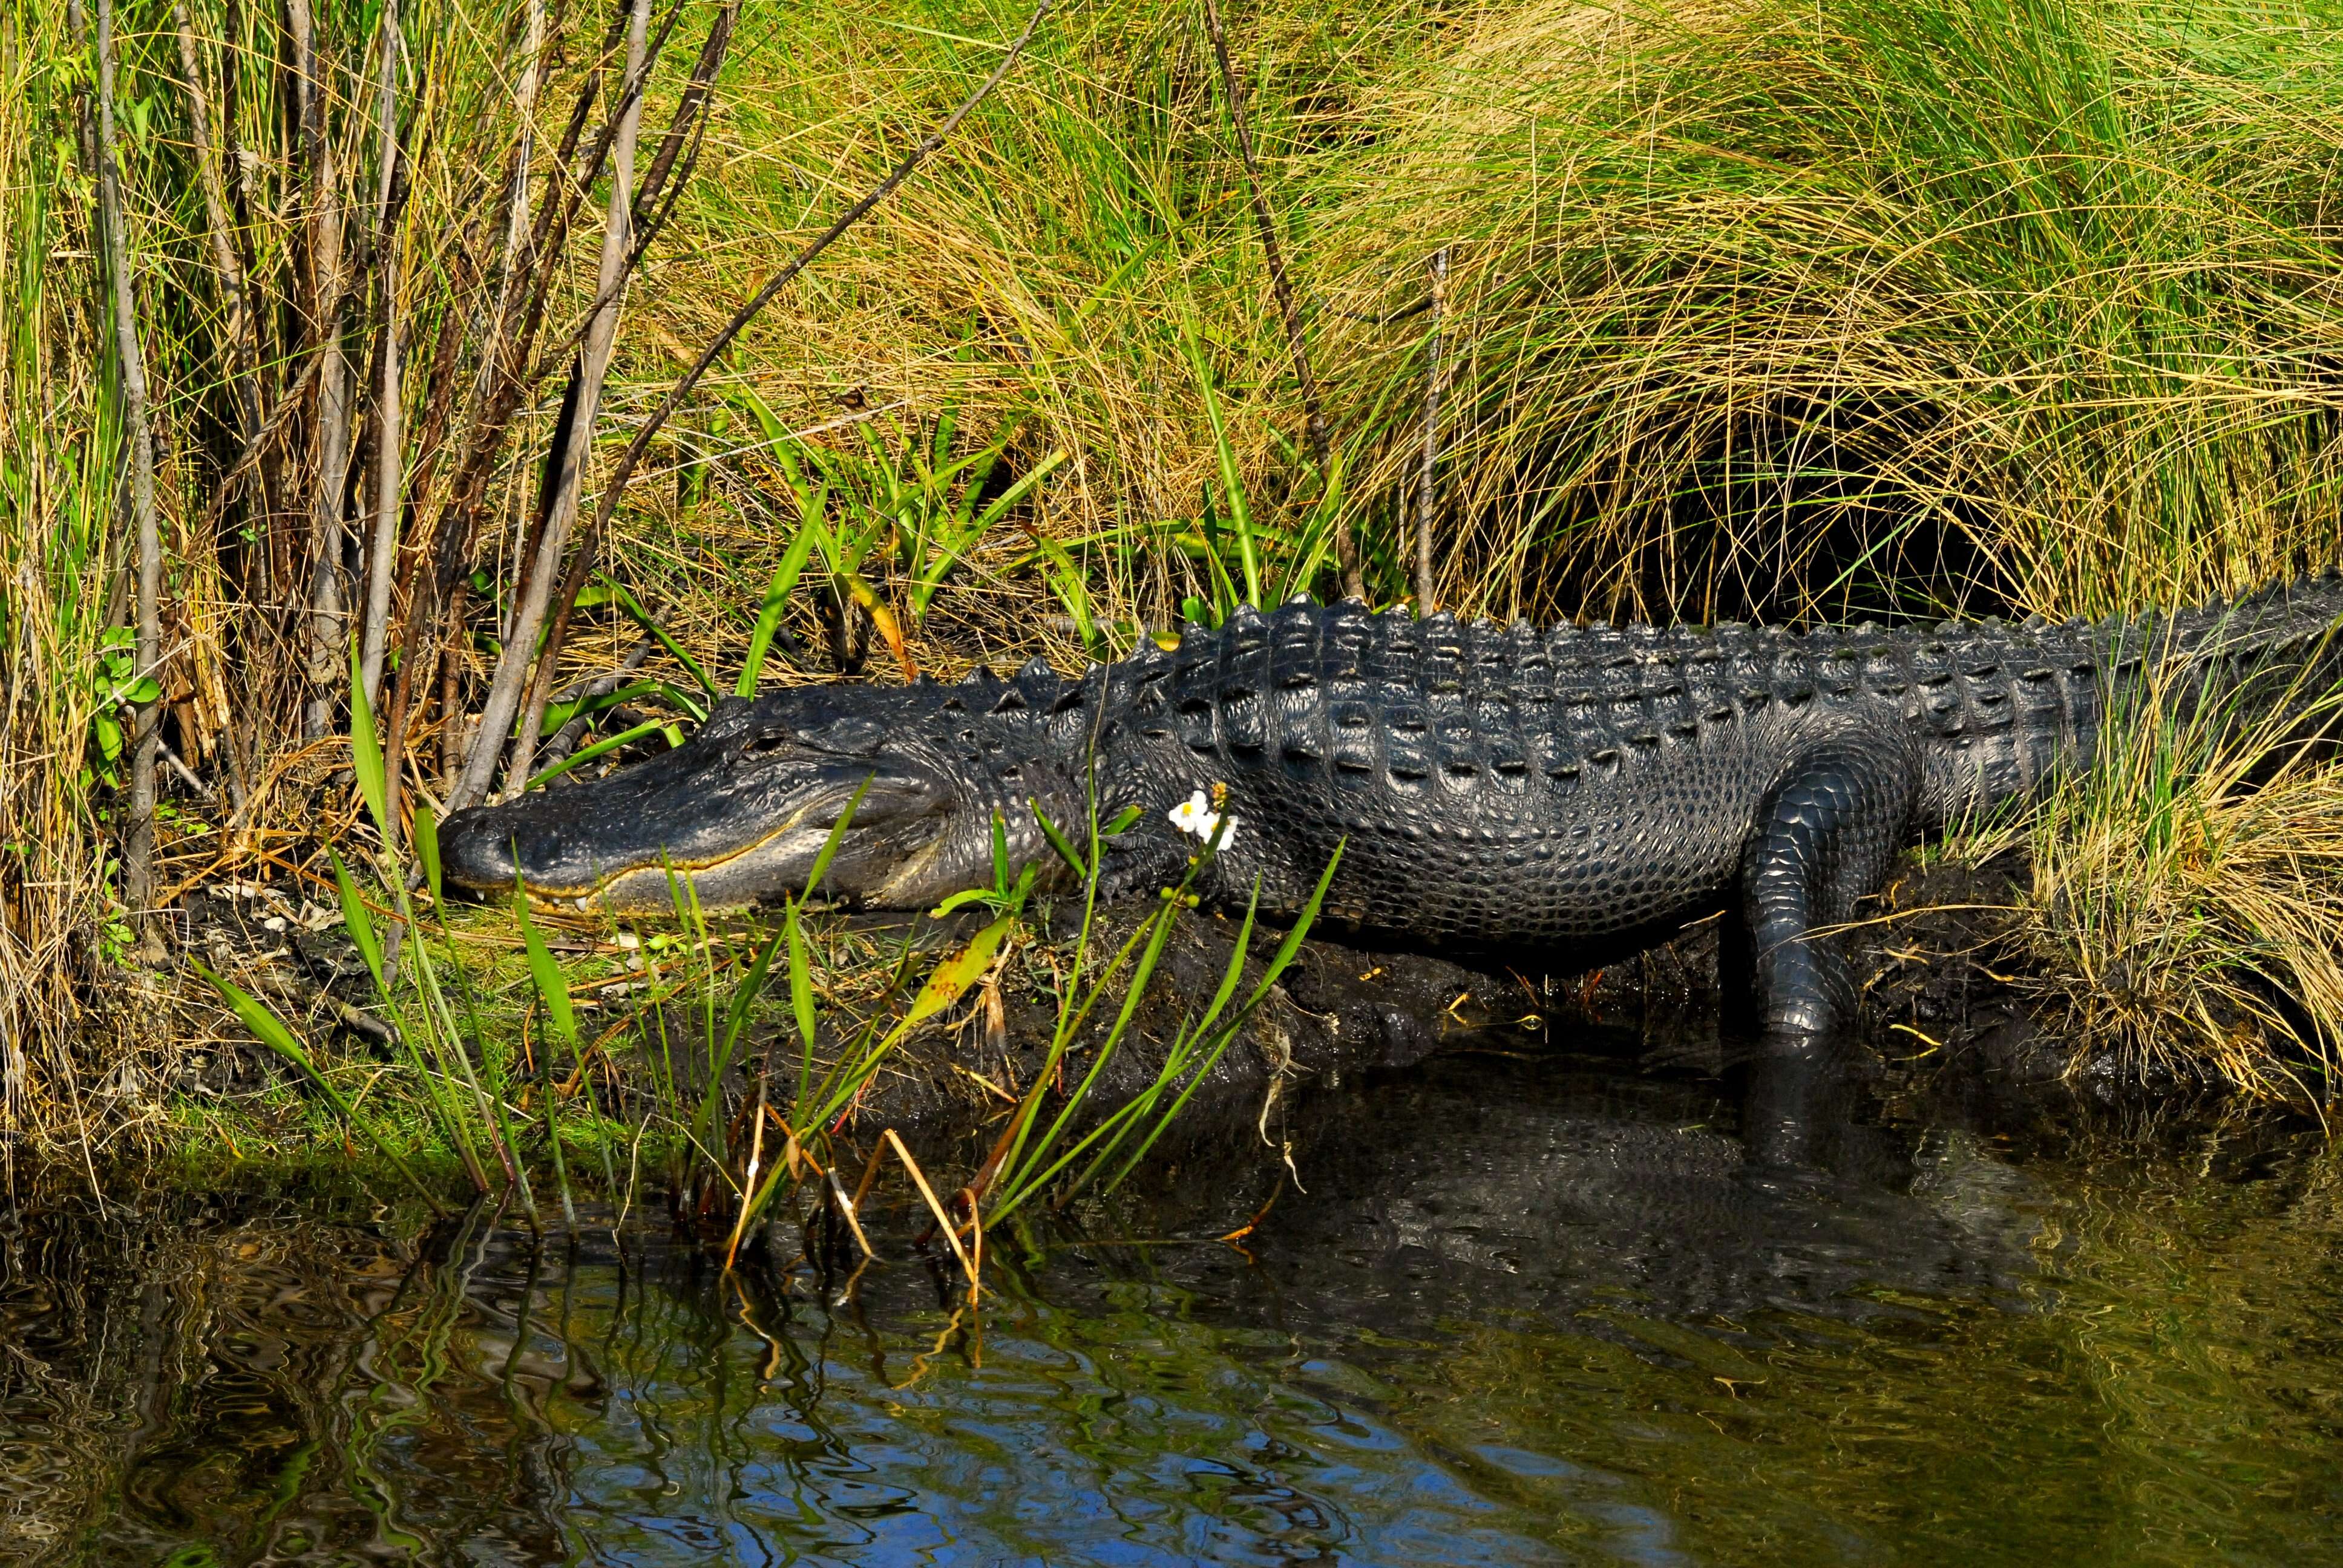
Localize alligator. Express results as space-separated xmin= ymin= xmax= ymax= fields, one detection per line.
xmin=441 ymin=572 xmax=2343 ymax=1038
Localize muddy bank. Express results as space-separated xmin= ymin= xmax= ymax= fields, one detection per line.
xmin=814 ymin=848 xmax=2217 ymax=1152
xmin=680 ymin=860 xmax=2094 ymax=1153
xmin=171 ymin=851 xmax=2170 ymax=1171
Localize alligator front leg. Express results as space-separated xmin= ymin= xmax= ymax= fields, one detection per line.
xmin=1737 ymin=732 xmax=1921 ymax=1038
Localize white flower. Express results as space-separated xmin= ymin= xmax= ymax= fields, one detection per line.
xmin=1168 ymin=789 xmax=1239 ymax=849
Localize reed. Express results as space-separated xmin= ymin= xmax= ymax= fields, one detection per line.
xmin=1313 ymin=0 xmax=2343 ymax=622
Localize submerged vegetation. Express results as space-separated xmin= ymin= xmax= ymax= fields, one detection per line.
xmin=4 ymin=0 xmax=2343 ymax=1203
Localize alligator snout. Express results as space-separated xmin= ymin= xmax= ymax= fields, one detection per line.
xmin=430 ymin=687 xmax=975 ymax=911
xmin=436 ymin=808 xmax=520 ymax=893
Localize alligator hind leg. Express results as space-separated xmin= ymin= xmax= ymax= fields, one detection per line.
xmin=1737 ymin=733 xmax=1921 ymax=1038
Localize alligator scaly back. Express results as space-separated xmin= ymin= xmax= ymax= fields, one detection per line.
xmin=441 ymin=572 xmax=2343 ymax=1040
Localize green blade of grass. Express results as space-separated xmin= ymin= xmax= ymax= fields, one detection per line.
xmin=413 ymin=803 xmax=444 ymax=910
xmin=525 ymin=717 xmax=673 ymax=792
xmin=194 ymin=960 xmax=439 ymax=1210
xmin=1029 ymin=799 xmax=1088 ymax=880
xmin=516 ymin=896 xmax=578 ymax=1050
xmin=330 ymin=848 xmax=387 ymax=998
xmin=347 ymin=641 xmax=389 ymax=840
xmin=804 ymin=776 xmax=869 ymax=898
xmin=735 ymin=521 xmax=825 ymax=697
xmin=787 ymin=897 xmax=819 ymax=1111
xmin=603 ymin=576 xmax=718 ymax=696
xmin=1182 ymin=315 xmax=1259 ymax=607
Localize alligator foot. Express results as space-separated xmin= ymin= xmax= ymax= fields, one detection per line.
xmin=1737 ymin=732 xmax=1921 ymax=1039
xmin=1731 ymin=1030 xmax=1868 ymax=1175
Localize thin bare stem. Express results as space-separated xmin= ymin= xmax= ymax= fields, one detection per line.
xmin=359 ymin=0 xmax=405 ymax=711
xmin=499 ymin=0 xmax=1061 ymax=806
xmin=1200 ymin=0 xmax=1355 ymax=597
xmin=457 ymin=0 xmax=652 ymax=810
xmin=885 ymin=1129 xmax=977 ymax=1290
xmin=501 ymin=5 xmax=736 ymax=780
xmin=291 ymin=0 xmax=355 ymax=740
xmin=478 ymin=0 xmax=548 ymax=417
xmin=174 ymin=5 xmax=260 ymax=442
xmin=1414 ymin=247 xmax=1447 ymax=615
xmin=93 ymin=0 xmax=164 ymax=928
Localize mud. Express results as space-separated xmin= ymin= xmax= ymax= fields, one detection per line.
xmin=175 ymin=852 xmax=2141 ymax=1160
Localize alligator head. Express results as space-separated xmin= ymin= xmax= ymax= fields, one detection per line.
xmin=437 ymin=679 xmax=1076 ymax=912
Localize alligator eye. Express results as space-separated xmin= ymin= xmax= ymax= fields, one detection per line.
xmin=746 ymin=733 xmax=789 ymax=755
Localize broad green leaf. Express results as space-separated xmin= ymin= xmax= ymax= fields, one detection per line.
xmin=193 ymin=960 xmax=438 ymax=1208
xmin=347 ymin=641 xmax=388 ymax=839
xmin=330 ymin=849 xmax=386 ymax=997
xmin=929 ymin=887 xmax=1001 ymax=919
xmin=413 ymin=803 xmax=443 ymax=910
xmin=968 ymin=448 xmax=1065 ymax=534
xmin=803 ymin=776 xmax=869 ymax=898
xmin=1034 ymin=535 xmax=1098 ymax=652
xmin=516 ymin=895 xmax=578 ymax=1048
xmin=721 ymin=929 xmax=784 ymax=1061
xmin=1029 ymin=799 xmax=1087 ymax=880
xmin=525 ymin=717 xmax=669 ymax=791
xmin=786 ymin=900 xmax=817 ymax=1054
xmin=735 ymin=523 xmax=824 ymax=697
xmin=903 ymin=914 xmax=1015 ymax=1028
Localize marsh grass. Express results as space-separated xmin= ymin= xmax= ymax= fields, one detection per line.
xmin=1315 ymin=0 xmax=2343 ymax=622
xmin=2001 ymin=659 xmax=2343 ymax=1103
xmin=183 ymin=598 xmax=1336 ymax=1282
xmin=11 ymin=0 xmax=2343 ymax=1148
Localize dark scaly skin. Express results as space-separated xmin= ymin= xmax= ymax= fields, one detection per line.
xmin=441 ymin=570 xmax=2343 ymax=1038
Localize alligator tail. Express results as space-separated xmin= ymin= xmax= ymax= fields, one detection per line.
xmin=1919 ymin=567 xmax=2343 ymax=828
xmin=2104 ymin=563 xmax=2343 ymax=750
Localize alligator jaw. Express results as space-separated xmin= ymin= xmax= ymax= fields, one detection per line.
xmin=436 ymin=694 xmax=958 ymax=912
xmin=488 ymin=812 xmax=844 ymax=913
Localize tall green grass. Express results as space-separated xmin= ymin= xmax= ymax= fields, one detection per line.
xmin=1996 ymin=650 xmax=2343 ymax=1101
xmin=1312 ymin=0 xmax=2343 ymax=622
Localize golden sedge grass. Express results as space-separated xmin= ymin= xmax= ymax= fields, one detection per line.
xmin=10 ymin=0 xmax=2343 ymax=1150
xmin=2004 ymin=662 xmax=2343 ymax=1103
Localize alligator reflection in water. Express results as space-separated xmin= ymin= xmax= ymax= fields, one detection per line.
xmin=1 ymin=1030 xmax=2341 ymax=1565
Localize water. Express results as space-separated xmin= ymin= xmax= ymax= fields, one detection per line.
xmin=2 ymin=1027 xmax=2341 ymax=1566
